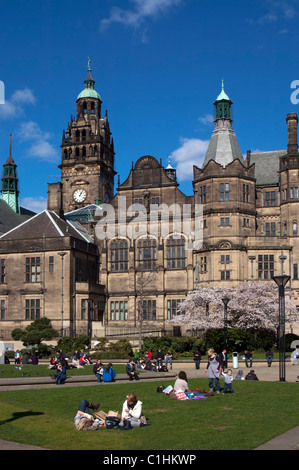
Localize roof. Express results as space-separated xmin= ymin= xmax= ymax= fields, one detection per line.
xmin=0 ymin=209 xmax=94 ymax=243
xmin=202 ymin=119 xmax=244 ymax=168
xmin=249 ymin=150 xmax=286 ymax=186
xmin=0 ymin=199 xmax=33 ymax=235
xmin=65 ymin=204 xmax=102 ymax=224
xmin=215 ymin=80 xmax=231 ymax=102
xmin=77 ymin=88 xmax=101 ymax=101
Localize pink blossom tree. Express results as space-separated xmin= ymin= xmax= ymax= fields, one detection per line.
xmin=168 ymin=281 xmax=299 ymax=332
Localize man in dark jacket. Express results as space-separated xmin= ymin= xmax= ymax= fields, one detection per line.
xmin=156 ymin=349 xmax=164 ymax=368
xmin=245 ymin=369 xmax=259 ymax=380
xmin=126 ymin=358 xmax=139 ymax=381
xmin=219 ymin=349 xmax=228 ymax=371
xmin=244 ymin=350 xmax=253 ymax=368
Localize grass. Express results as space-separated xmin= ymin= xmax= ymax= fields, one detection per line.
xmin=0 ymin=363 xmax=127 ymax=378
xmin=1 ymin=378 xmax=299 ymax=450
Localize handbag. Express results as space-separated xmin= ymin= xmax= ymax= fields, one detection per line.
xmin=105 ymin=416 xmax=121 ymax=429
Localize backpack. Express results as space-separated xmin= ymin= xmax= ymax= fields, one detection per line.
xmin=105 ymin=416 xmax=121 ymax=429
xmin=157 ymin=385 xmax=165 ymax=393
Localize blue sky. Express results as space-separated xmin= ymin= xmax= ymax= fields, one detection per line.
xmin=0 ymin=0 xmax=299 ymax=212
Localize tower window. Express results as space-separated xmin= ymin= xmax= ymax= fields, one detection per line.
xmin=220 ymin=217 xmax=230 ymax=226
xmin=265 ymin=222 xmax=276 ymax=237
xmin=220 ymin=183 xmax=229 ymax=201
xmin=199 ymin=186 xmax=206 ymax=204
xmin=265 ymin=191 xmax=276 ymax=206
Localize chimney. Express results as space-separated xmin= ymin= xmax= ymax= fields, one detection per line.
xmin=286 ymin=113 xmax=298 ymax=154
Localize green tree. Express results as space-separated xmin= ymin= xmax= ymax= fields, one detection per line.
xmin=11 ymin=317 xmax=59 ymax=347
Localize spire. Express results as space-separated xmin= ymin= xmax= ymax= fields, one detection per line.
xmin=202 ymin=83 xmax=244 ymax=168
xmin=6 ymin=134 xmax=15 ymax=165
xmin=1 ymin=134 xmax=20 ymax=213
xmin=165 ymin=156 xmax=176 ymax=181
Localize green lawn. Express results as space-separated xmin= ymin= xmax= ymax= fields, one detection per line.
xmin=0 ymin=363 xmax=127 ymax=378
xmin=0 ymin=378 xmax=299 ymax=450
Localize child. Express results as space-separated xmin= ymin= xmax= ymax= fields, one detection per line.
xmin=221 ymin=369 xmax=235 ymax=394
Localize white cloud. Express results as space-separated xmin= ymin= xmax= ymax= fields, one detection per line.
xmin=245 ymin=1 xmax=297 ymax=26
xmin=21 ymin=196 xmax=47 ymax=213
xmin=170 ymin=137 xmax=209 ymax=181
xmin=100 ymin=0 xmax=182 ymax=31
xmin=0 ymin=87 xmax=36 ymax=119
xmin=17 ymin=121 xmax=59 ymax=163
xmin=198 ymin=114 xmax=214 ymax=125
xmin=11 ymin=87 xmax=36 ymax=105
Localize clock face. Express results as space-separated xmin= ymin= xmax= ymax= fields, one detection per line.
xmin=73 ymin=189 xmax=87 ymax=203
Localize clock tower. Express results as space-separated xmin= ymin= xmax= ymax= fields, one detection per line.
xmin=58 ymin=60 xmax=115 ymax=214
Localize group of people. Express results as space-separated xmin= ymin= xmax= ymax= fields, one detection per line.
xmin=74 ymin=393 xmax=149 ymax=431
xmin=13 ymin=350 xmax=38 ymax=365
xmin=134 ymin=348 xmax=173 ymax=370
xmin=93 ymin=360 xmax=116 ymax=383
xmin=203 ymin=348 xmax=259 ymax=394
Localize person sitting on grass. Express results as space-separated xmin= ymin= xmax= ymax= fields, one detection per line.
xmin=121 ymin=393 xmax=148 ymax=428
xmin=174 ymin=370 xmax=191 ymax=393
xmin=245 ymin=369 xmax=259 ymax=380
xmin=74 ymin=399 xmax=101 ymax=431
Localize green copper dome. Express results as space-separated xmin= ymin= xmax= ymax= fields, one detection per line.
xmin=77 ymin=88 xmax=101 ymax=101
xmin=76 ymin=58 xmax=101 ymax=101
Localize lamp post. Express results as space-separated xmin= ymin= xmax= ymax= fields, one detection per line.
xmin=272 ymin=274 xmax=290 ymax=382
xmin=248 ymin=256 xmax=256 ymax=281
xmin=58 ymin=252 xmax=67 ymax=337
xmin=222 ymin=296 xmax=230 ymax=350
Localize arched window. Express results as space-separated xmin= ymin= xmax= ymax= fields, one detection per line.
xmin=137 ymin=238 xmax=157 ymax=270
xmin=75 ymin=147 xmax=80 ymax=157
xmin=110 ymin=239 xmax=128 ymax=272
xmin=166 ymin=236 xmax=185 ymax=269
xmin=82 ymin=129 xmax=86 ymax=141
xmin=75 ymin=130 xmax=80 ymax=142
xmin=82 ymin=147 xmax=86 ymax=157
xmin=293 ymin=221 xmax=298 ymax=235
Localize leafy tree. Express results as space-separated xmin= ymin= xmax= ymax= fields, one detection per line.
xmin=169 ymin=281 xmax=298 ymax=333
xmin=11 ymin=317 xmax=59 ymax=347
xmin=57 ymin=335 xmax=90 ymax=354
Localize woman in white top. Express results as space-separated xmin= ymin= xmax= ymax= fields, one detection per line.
xmin=173 ymin=371 xmax=191 ymax=393
xmin=121 ymin=393 xmax=148 ymax=427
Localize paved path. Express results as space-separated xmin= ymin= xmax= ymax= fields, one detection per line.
xmin=1 ymin=359 xmax=299 ymax=450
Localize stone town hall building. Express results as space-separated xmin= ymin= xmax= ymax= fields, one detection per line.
xmin=0 ymin=64 xmax=299 ymax=340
